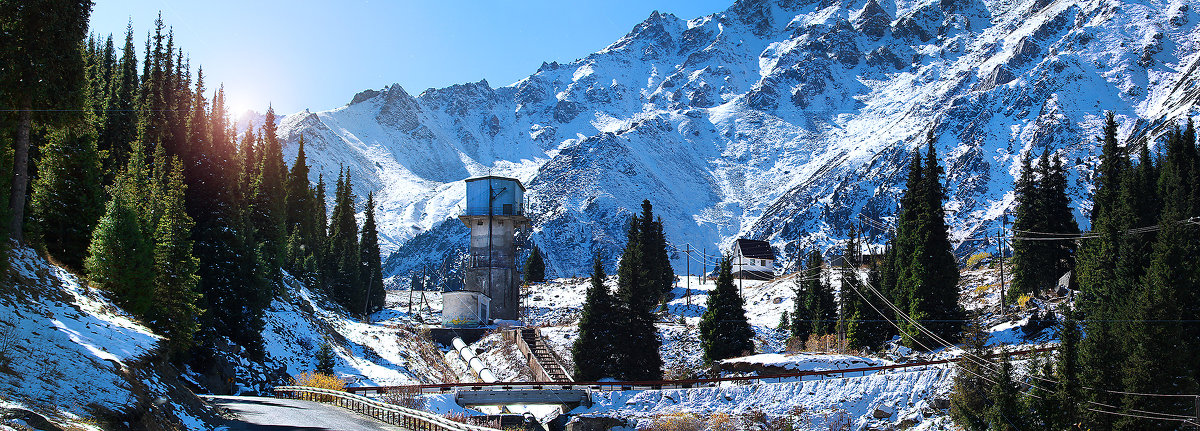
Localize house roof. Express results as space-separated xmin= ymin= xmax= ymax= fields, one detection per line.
xmin=464 ymin=175 xmax=526 ymax=191
xmin=734 ymin=239 xmax=775 ymax=260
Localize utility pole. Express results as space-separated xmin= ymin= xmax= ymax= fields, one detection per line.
xmin=419 ymin=266 xmax=428 ymax=323
xmin=702 ymin=247 xmax=707 ymax=286
xmin=685 ymin=244 xmax=692 ymax=309
xmin=999 ymin=216 xmax=1007 ymax=314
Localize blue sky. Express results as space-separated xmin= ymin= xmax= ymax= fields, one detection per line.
xmin=88 ymin=0 xmax=733 ymax=116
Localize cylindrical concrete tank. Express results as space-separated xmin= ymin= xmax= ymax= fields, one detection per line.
xmin=442 ymin=291 xmax=490 ymax=327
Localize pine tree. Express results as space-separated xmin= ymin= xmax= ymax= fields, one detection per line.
xmin=315 ymin=343 xmax=336 ymax=375
xmin=285 ymin=136 xmax=321 ymax=284
xmin=359 ymin=192 xmax=385 ymax=318
xmin=573 ymin=255 xmax=616 ymax=380
xmin=1052 ymin=313 xmax=1082 ymax=428
xmin=949 ymin=319 xmax=989 ymax=431
xmin=326 ymin=170 xmax=361 ymax=310
xmin=30 ymin=125 xmax=105 ymax=272
xmin=806 ymin=251 xmax=836 ymax=336
xmin=1115 ymin=125 xmax=1199 ymax=430
xmin=149 ymin=158 xmax=201 ymax=359
xmin=1 ymin=0 xmax=92 ymax=241
xmin=1011 ymin=150 xmax=1079 ymax=298
xmin=699 ymin=258 xmax=755 ymax=363
xmin=524 ymin=245 xmax=546 ymax=283
xmin=1075 ymin=114 xmax=1130 ymax=430
xmin=891 ymin=138 xmax=963 ymax=348
xmin=98 ymin=23 xmax=139 ymax=182
xmin=251 ymin=107 xmax=287 ymax=284
xmin=613 ymin=217 xmax=662 ymax=381
xmin=637 ymin=200 xmax=674 ymax=303
xmin=790 ymin=254 xmax=814 ymax=341
xmin=778 ymin=310 xmax=790 ymax=331
xmin=85 ymin=149 xmax=156 ymax=319
xmin=985 ymin=351 xmax=1025 ymax=431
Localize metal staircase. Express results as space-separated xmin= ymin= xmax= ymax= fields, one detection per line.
xmin=515 ymin=328 xmax=572 ymax=383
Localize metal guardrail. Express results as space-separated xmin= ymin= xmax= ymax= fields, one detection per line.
xmin=273 ymin=386 xmax=500 ymax=431
xmin=347 ymin=347 xmax=1055 ymax=395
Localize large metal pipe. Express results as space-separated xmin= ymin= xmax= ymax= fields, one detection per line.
xmin=452 ymin=337 xmax=497 ymax=383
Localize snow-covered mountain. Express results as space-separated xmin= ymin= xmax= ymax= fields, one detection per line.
xmin=277 ymin=0 xmax=1200 ymax=281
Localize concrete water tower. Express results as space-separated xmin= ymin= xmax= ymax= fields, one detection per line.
xmin=443 ymin=176 xmax=529 ymax=327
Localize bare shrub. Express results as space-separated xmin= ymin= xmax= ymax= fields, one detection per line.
xmin=641 ymin=412 xmax=705 ymax=431
xmin=804 ymin=333 xmax=848 ymax=354
xmin=291 ymin=372 xmax=347 ymax=402
xmin=380 ymin=386 xmax=423 ymax=410
xmin=0 ymin=328 xmax=15 ymax=369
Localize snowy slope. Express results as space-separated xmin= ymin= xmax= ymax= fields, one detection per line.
xmin=0 ymin=247 xmax=217 ymax=430
xmin=257 ymin=274 xmax=462 ymax=387
xmin=278 ymin=0 xmax=1200 ymax=281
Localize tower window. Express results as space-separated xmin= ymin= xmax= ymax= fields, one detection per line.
xmin=477 ymin=221 xmax=484 ymax=226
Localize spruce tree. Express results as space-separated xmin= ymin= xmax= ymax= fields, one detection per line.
xmin=845 ymin=257 xmax=884 ymax=351
xmin=1115 ymin=125 xmax=1199 ymax=430
xmin=949 ymin=319 xmax=989 ymax=431
xmin=326 ymin=170 xmax=361 ymax=310
xmin=638 ymin=200 xmax=674 ymax=301
xmin=985 ymin=351 xmax=1025 ymax=431
xmin=1052 ymin=313 xmax=1082 ymax=427
xmin=573 ymin=255 xmax=615 ymax=380
xmin=1011 ymin=150 xmax=1079 ymax=298
xmin=359 ymin=192 xmax=385 ymax=318
xmin=790 ymin=256 xmax=814 ymax=342
xmin=613 ymin=217 xmax=662 ymax=381
xmin=1075 ymin=115 xmax=1130 ymax=430
xmin=285 ymin=136 xmax=322 ymax=284
xmin=190 ymin=90 xmax=271 ymax=360
xmin=85 ymin=150 xmax=156 ymax=319
xmin=30 ymin=125 xmax=105 ymax=272
xmin=805 ymin=251 xmax=836 ymax=336
xmin=98 ymin=23 xmax=139 ymax=182
xmin=524 ymin=245 xmax=546 ymax=283
xmin=251 ymin=107 xmax=287 ymax=284
xmin=699 ymin=258 xmax=755 ymax=363
xmin=0 ymin=0 xmax=92 ymax=242
xmin=892 ymin=139 xmax=963 ymax=348
xmin=149 ymin=158 xmax=201 ymax=359
xmin=315 ymin=343 xmax=336 ymax=375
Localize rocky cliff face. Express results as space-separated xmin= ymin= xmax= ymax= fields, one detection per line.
xmin=277 ymin=0 xmax=1200 ymax=282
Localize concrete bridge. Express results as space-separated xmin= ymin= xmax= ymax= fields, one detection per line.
xmin=454 ymin=389 xmax=590 ymax=409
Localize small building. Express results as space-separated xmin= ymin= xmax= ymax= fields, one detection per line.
xmin=731 ymin=239 xmax=775 ymax=280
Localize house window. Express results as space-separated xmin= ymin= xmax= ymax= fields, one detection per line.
xmin=477 ymin=220 xmax=484 ymax=226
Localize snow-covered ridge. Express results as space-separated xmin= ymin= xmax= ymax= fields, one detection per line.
xmin=277 ymin=0 xmax=1200 ymax=281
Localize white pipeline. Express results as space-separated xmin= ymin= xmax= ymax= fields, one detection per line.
xmin=452 ymin=337 xmax=498 ymax=383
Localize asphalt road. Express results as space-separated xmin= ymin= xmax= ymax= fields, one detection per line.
xmin=208 ymin=396 xmax=405 ymax=431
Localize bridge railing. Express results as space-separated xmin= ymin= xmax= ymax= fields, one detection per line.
xmin=273 ymin=385 xmax=500 ymax=431
xmin=347 ymin=347 xmax=1056 ymax=396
